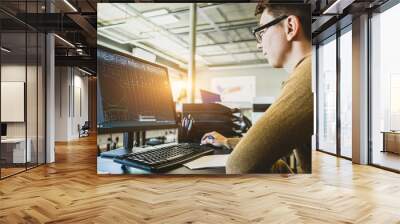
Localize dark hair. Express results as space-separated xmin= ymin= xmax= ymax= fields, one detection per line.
xmin=255 ymin=1 xmax=311 ymax=41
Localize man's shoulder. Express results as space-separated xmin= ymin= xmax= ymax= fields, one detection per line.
xmin=284 ymin=55 xmax=312 ymax=89
xmin=294 ymin=55 xmax=312 ymax=76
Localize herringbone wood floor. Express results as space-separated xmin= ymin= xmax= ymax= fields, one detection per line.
xmin=1 ymin=135 xmax=400 ymax=224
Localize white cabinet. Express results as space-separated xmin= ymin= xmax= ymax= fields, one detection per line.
xmin=1 ymin=138 xmax=31 ymax=163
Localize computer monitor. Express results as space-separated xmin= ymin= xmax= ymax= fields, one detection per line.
xmin=97 ymin=46 xmax=177 ymax=134
xmin=200 ymin=89 xmax=221 ymax=103
xmin=1 ymin=123 xmax=7 ymax=138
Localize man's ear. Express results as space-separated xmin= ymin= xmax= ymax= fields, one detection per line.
xmin=285 ymin=15 xmax=301 ymax=41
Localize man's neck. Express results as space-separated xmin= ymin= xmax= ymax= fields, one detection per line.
xmin=283 ymin=41 xmax=311 ymax=73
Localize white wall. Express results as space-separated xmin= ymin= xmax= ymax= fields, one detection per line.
xmin=55 ymin=67 xmax=89 ymax=141
xmin=55 ymin=67 xmax=68 ymax=141
xmin=71 ymin=73 xmax=89 ymax=138
xmin=196 ymin=65 xmax=289 ymax=103
xmin=1 ymin=65 xmax=27 ymax=137
xmin=1 ymin=63 xmax=46 ymax=164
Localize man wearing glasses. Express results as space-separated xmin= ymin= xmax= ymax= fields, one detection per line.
xmin=201 ymin=3 xmax=313 ymax=174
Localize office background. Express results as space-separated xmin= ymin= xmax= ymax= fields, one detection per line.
xmin=0 ymin=0 xmax=97 ymax=179
xmin=0 ymin=0 xmax=398 ymax=177
xmin=0 ymin=0 xmax=399 ymax=223
xmin=313 ymin=1 xmax=400 ymax=172
xmin=54 ymin=67 xmax=92 ymax=141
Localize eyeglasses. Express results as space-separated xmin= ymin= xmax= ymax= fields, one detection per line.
xmin=252 ymin=15 xmax=288 ymax=43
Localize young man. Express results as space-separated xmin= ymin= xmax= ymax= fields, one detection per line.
xmin=201 ymin=3 xmax=313 ymax=174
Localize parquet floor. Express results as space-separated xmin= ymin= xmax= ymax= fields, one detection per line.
xmin=1 ymin=167 xmax=26 ymax=178
xmin=373 ymin=151 xmax=400 ymax=171
xmin=0 ymin=135 xmax=400 ymax=223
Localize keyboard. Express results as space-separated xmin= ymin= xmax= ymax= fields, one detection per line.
xmin=114 ymin=143 xmax=215 ymax=172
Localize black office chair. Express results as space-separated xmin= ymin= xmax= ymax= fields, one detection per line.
xmin=78 ymin=121 xmax=90 ymax=138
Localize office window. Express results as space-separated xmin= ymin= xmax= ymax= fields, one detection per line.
xmin=339 ymin=28 xmax=352 ymax=158
xmin=1 ymin=32 xmax=28 ymax=177
xmin=0 ymin=2 xmax=46 ymax=179
xmin=371 ymin=2 xmax=400 ymax=171
xmin=317 ymin=36 xmax=337 ymax=154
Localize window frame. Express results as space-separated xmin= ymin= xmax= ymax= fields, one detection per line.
xmin=315 ymin=21 xmax=353 ymax=161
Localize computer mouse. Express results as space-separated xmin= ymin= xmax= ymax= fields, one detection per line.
xmin=147 ymin=138 xmax=163 ymax=146
xmin=201 ymin=143 xmax=231 ymax=151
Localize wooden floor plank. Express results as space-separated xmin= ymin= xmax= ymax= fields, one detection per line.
xmin=0 ymin=135 xmax=399 ymax=223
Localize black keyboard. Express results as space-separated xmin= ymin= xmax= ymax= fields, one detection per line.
xmin=114 ymin=143 xmax=215 ymax=172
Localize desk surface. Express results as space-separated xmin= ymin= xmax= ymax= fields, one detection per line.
xmin=1 ymin=138 xmax=28 ymax=143
xmin=97 ymin=146 xmax=230 ymax=175
xmin=381 ymin=131 xmax=400 ymax=134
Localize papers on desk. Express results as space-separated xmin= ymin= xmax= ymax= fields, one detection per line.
xmin=184 ymin=154 xmax=229 ymax=170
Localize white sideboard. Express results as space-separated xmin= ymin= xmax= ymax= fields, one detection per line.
xmin=1 ymin=138 xmax=32 ymax=163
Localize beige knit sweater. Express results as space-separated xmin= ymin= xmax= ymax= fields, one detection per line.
xmin=226 ymin=56 xmax=313 ymax=174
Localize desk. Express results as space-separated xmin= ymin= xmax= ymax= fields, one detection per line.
xmin=97 ymin=146 xmax=230 ymax=175
xmin=382 ymin=131 xmax=400 ymax=154
xmin=1 ymin=138 xmax=31 ymax=164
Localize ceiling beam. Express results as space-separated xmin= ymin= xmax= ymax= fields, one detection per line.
xmin=197 ymin=5 xmax=240 ymax=63
xmin=202 ymin=50 xmax=261 ymax=57
xmin=98 ymin=31 xmax=187 ymax=68
xmin=109 ymin=3 xmax=211 ymax=65
xmin=197 ymin=39 xmax=255 ymax=48
xmin=98 ymin=18 xmax=258 ymax=31
xmin=207 ymin=60 xmax=270 ymax=71
xmin=67 ymin=13 xmax=96 ymax=46
xmin=55 ymin=55 xmax=96 ymax=71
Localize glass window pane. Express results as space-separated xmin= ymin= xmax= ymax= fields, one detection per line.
xmin=371 ymin=3 xmax=400 ymax=171
xmin=318 ymin=36 xmax=337 ymax=154
xmin=1 ymin=0 xmax=46 ymax=179
xmin=339 ymin=29 xmax=352 ymax=158
xmin=1 ymin=31 xmax=27 ymax=177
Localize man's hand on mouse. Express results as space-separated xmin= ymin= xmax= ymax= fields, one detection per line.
xmin=200 ymin=131 xmax=229 ymax=148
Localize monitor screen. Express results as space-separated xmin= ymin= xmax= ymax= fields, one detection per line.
xmin=97 ymin=47 xmax=177 ymax=133
xmin=1 ymin=123 xmax=7 ymax=137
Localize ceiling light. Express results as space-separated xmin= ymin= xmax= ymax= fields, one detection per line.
xmin=76 ymin=49 xmax=84 ymax=55
xmin=54 ymin=34 xmax=75 ymax=48
xmin=63 ymin=0 xmax=78 ymax=12
xmin=149 ymin=15 xmax=179 ymax=25
xmin=1 ymin=47 xmax=11 ymax=53
xmin=78 ymin=67 xmax=93 ymax=76
xmin=323 ymin=0 xmax=354 ymax=15
xmin=143 ymin=9 xmax=169 ymax=17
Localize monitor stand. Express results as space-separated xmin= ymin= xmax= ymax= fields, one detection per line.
xmin=100 ymin=131 xmax=146 ymax=158
xmin=125 ymin=131 xmax=146 ymax=149
xmin=124 ymin=132 xmax=135 ymax=149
